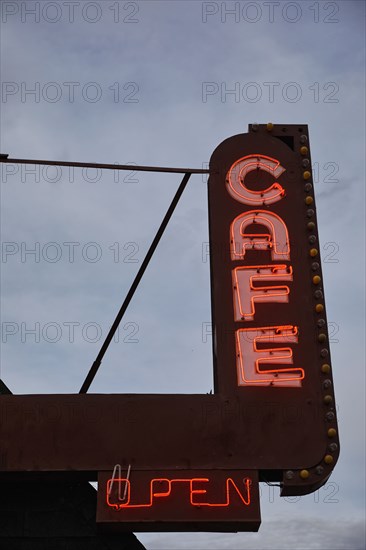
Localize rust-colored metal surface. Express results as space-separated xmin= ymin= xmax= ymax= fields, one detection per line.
xmin=0 ymin=393 xmax=329 ymax=473
xmin=96 ymin=470 xmax=260 ymax=532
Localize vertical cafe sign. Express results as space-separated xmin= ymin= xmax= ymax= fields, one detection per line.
xmin=208 ymin=124 xmax=339 ymax=494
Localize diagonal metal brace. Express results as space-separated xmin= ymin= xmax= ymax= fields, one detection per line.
xmin=79 ymin=172 xmax=191 ymax=393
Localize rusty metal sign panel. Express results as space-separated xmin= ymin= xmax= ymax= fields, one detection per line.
xmin=0 ymin=124 xmax=339 ymax=533
xmin=97 ymin=470 xmax=260 ymax=532
xmin=208 ymin=123 xmax=339 ymax=493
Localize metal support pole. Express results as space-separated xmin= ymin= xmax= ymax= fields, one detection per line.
xmin=0 ymin=156 xmax=209 ymax=174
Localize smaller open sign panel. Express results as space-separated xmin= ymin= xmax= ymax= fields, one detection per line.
xmin=97 ymin=470 xmax=260 ymax=532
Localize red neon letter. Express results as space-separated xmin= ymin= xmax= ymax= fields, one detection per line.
xmin=233 ymin=265 xmax=293 ymax=321
xmin=230 ymin=210 xmax=290 ymax=261
xmin=226 ymin=154 xmax=286 ymax=206
xmin=190 ymin=478 xmax=251 ymax=507
xmin=236 ymin=326 xmax=304 ymax=387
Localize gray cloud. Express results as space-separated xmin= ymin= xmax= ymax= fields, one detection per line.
xmin=139 ymin=517 xmax=365 ymax=549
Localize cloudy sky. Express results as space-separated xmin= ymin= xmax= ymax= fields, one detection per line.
xmin=0 ymin=1 xmax=365 ymax=548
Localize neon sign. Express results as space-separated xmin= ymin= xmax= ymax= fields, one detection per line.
xmin=206 ymin=125 xmax=338 ymax=493
xmin=106 ymin=476 xmax=251 ymax=509
xmin=97 ymin=470 xmax=261 ymax=532
xmin=226 ymin=154 xmax=301 ymax=387
xmin=0 ymin=125 xmax=339 ymax=538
